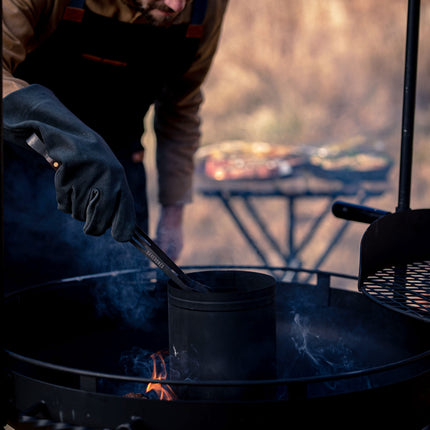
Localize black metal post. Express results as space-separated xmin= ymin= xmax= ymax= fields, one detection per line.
xmin=397 ymin=0 xmax=421 ymax=212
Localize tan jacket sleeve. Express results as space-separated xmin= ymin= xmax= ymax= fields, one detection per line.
xmin=154 ymin=0 xmax=229 ymax=206
xmin=2 ymin=0 xmax=67 ymax=96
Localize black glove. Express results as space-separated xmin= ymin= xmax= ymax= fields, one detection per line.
xmin=3 ymin=84 xmax=136 ymax=242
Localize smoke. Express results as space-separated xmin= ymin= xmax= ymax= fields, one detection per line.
xmin=288 ymin=313 xmax=356 ymax=377
xmin=93 ymin=268 xmax=168 ymax=330
xmin=4 ymin=143 xmax=151 ymax=279
xmin=4 ymin=143 xmax=171 ymax=336
xmin=275 ymin=309 xmax=371 ymax=398
xmin=97 ymin=346 xmax=155 ymax=396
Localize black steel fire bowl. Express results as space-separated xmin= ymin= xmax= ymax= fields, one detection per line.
xmin=4 ymin=267 xmax=430 ymax=430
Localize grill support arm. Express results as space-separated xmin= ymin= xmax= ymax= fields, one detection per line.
xmin=332 ymin=200 xmax=390 ymax=224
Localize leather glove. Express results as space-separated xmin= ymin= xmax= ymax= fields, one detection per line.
xmin=3 ymin=84 xmax=136 ymax=242
xmin=155 ymin=205 xmax=184 ymax=261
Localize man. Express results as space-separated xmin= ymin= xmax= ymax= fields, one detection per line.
xmin=2 ymin=0 xmax=228 ymax=287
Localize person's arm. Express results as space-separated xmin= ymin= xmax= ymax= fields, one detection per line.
xmin=3 ymin=84 xmax=137 ymax=241
xmin=153 ymin=0 xmax=229 ymax=259
xmin=2 ymin=0 xmax=136 ymax=241
xmin=154 ymin=0 xmax=229 ymax=206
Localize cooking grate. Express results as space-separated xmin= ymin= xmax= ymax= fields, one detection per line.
xmin=361 ymin=260 xmax=430 ymax=322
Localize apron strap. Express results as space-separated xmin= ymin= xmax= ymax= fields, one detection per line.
xmin=187 ymin=0 xmax=208 ymax=38
xmin=62 ymin=0 xmax=85 ymax=22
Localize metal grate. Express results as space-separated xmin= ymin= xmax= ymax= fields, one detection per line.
xmin=361 ymin=260 xmax=430 ymax=323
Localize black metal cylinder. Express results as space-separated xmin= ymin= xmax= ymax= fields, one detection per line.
xmin=168 ymin=270 xmax=276 ymax=400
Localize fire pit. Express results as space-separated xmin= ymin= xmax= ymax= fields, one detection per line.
xmin=4 ymin=266 xmax=430 ymax=429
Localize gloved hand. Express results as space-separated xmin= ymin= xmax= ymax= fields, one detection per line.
xmin=155 ymin=204 xmax=184 ymax=261
xmin=3 ymin=84 xmax=136 ymax=242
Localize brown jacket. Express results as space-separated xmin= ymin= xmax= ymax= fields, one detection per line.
xmin=2 ymin=0 xmax=228 ymax=205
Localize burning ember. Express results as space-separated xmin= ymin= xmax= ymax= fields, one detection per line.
xmin=145 ymin=351 xmax=177 ymax=401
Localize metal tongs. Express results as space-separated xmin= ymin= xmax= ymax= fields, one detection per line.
xmin=26 ymin=133 xmax=210 ymax=293
xmin=130 ymin=226 xmax=210 ymax=293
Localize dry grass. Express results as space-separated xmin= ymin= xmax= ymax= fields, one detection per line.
xmin=145 ymin=0 xmax=430 ymax=286
xmin=202 ymin=0 xmax=409 ymax=145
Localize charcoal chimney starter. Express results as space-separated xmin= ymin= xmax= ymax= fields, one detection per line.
xmin=167 ymin=270 xmax=276 ymax=400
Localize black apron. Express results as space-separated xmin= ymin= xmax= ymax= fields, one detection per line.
xmin=15 ymin=0 xmax=206 ymax=155
xmin=4 ymin=0 xmax=207 ymax=290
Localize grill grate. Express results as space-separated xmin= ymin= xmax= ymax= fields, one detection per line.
xmin=361 ymin=260 xmax=430 ymax=323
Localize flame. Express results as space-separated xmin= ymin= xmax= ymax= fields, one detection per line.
xmin=145 ymin=351 xmax=177 ymax=401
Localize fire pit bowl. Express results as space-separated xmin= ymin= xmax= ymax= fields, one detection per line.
xmin=4 ymin=267 xmax=430 ymax=429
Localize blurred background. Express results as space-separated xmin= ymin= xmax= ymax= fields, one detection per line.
xmin=146 ymin=0 xmax=430 ymax=285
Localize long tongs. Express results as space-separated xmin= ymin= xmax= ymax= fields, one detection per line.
xmin=130 ymin=226 xmax=210 ymax=293
xmin=26 ymin=133 xmax=210 ymax=293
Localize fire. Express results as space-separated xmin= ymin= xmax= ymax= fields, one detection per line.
xmin=145 ymin=351 xmax=177 ymax=401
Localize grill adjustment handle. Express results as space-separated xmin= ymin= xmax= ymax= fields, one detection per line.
xmin=332 ymin=200 xmax=390 ymax=224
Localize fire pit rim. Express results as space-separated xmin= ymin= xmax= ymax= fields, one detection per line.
xmin=4 ymin=265 xmax=359 ymax=295
xmin=5 ymin=265 xmax=430 ymax=390
xmin=5 ymin=347 xmax=430 ymax=388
